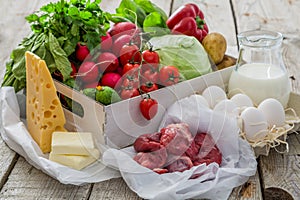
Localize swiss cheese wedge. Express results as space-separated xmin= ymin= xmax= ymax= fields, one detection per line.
xmin=25 ymin=51 xmax=66 ymax=153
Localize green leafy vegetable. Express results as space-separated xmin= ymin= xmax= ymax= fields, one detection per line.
xmin=26 ymin=0 xmax=109 ymax=52
xmin=134 ymin=0 xmax=167 ymax=22
xmin=110 ymin=0 xmax=169 ymax=36
xmin=48 ymin=32 xmax=72 ymax=81
xmin=149 ymin=35 xmax=212 ymax=80
xmin=143 ymin=12 xmax=168 ymax=36
xmin=2 ymin=0 xmax=110 ymax=92
xmin=114 ymin=0 xmax=147 ymax=27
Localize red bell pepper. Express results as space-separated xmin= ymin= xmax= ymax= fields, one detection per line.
xmin=167 ymin=3 xmax=208 ymax=42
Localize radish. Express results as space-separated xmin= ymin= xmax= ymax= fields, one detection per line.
xmin=100 ymin=32 xmax=112 ymax=51
xmin=100 ymin=72 xmax=121 ymax=89
xmin=76 ymin=43 xmax=90 ymax=61
xmin=109 ymin=22 xmax=137 ymax=37
xmin=77 ymin=61 xmax=99 ymax=83
xmin=70 ymin=62 xmax=77 ymax=77
xmin=97 ymin=52 xmax=119 ymax=73
xmin=112 ymin=34 xmax=132 ymax=56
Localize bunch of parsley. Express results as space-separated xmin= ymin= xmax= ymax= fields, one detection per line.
xmin=2 ymin=0 xmax=110 ymax=92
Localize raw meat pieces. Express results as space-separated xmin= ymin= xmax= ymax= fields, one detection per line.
xmin=166 ymin=156 xmax=194 ymax=173
xmin=160 ymin=123 xmax=193 ymax=155
xmin=133 ymin=147 xmax=168 ymax=170
xmin=133 ymin=123 xmax=222 ymax=174
xmin=133 ymin=132 xmax=161 ymax=152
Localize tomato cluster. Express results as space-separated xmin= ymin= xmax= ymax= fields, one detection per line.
xmin=71 ymin=22 xmax=181 ymax=100
xmin=66 ymin=21 xmax=183 ymax=119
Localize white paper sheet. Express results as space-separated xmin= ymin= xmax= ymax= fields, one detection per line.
xmin=103 ymin=94 xmax=257 ymax=200
xmin=0 ymin=86 xmax=257 ymax=198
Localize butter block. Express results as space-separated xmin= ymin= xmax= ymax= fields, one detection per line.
xmin=25 ymin=51 xmax=66 ymax=153
xmin=51 ymin=132 xmax=96 ymax=155
xmin=49 ymin=149 xmax=100 ymax=170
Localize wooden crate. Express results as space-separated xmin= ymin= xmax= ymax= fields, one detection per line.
xmin=54 ymin=67 xmax=300 ymax=149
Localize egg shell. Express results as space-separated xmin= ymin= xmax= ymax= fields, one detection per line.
xmin=241 ymin=107 xmax=268 ymax=141
xmin=195 ymin=95 xmax=209 ymax=108
xmin=202 ymin=86 xmax=227 ymax=108
xmin=213 ymin=99 xmax=239 ymax=117
xmin=257 ymin=98 xmax=285 ymax=127
xmin=230 ymin=93 xmax=254 ymax=108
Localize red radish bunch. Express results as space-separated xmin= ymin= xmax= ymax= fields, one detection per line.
xmin=76 ymin=43 xmax=90 ymax=61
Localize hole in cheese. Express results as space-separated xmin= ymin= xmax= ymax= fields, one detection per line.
xmin=46 ymin=83 xmax=51 ymax=89
xmin=31 ymin=112 xmax=35 ymax=119
xmin=41 ymin=125 xmax=47 ymax=130
xmin=53 ymin=115 xmax=57 ymax=118
xmin=44 ymin=111 xmax=52 ymax=118
xmin=47 ymin=121 xmax=53 ymax=128
xmin=34 ymin=103 xmax=38 ymax=110
xmin=52 ymin=99 xmax=59 ymax=105
xmin=50 ymin=105 xmax=56 ymax=110
xmin=36 ymin=86 xmax=39 ymax=92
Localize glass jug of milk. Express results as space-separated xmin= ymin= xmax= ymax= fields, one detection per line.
xmin=228 ymin=30 xmax=291 ymax=108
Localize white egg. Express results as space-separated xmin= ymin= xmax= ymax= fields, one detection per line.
xmin=213 ymin=99 xmax=239 ymax=117
xmin=241 ymin=107 xmax=268 ymax=142
xmin=195 ymin=95 xmax=209 ymax=108
xmin=230 ymin=93 xmax=254 ymax=108
xmin=257 ymin=98 xmax=285 ymax=127
xmin=202 ymin=86 xmax=227 ymax=108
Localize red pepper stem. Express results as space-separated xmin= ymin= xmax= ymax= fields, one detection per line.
xmin=142 ymin=93 xmax=151 ymax=99
xmin=195 ymin=16 xmax=205 ymax=29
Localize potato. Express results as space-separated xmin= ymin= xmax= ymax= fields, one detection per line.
xmin=202 ymin=32 xmax=227 ymax=65
xmin=217 ymin=55 xmax=237 ymax=70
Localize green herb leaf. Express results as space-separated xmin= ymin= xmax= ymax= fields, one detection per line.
xmin=48 ymin=32 xmax=72 ymax=81
xmin=143 ymin=12 xmax=169 ymax=36
xmin=134 ymin=0 xmax=168 ymax=21
xmin=116 ymin=0 xmax=146 ymax=27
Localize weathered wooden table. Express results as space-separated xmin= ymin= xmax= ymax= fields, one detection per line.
xmin=0 ymin=0 xmax=299 ymax=199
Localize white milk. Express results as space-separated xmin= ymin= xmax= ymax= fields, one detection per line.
xmin=228 ymin=63 xmax=291 ymax=107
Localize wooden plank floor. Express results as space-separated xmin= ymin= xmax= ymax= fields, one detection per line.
xmin=0 ymin=0 xmax=299 ymax=199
